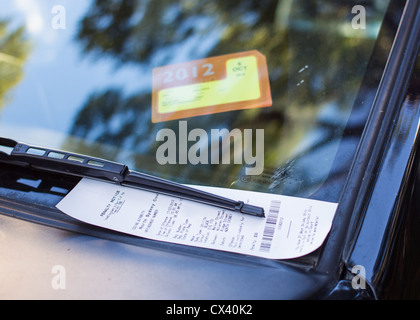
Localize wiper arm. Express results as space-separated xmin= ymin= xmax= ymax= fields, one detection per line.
xmin=0 ymin=138 xmax=265 ymax=217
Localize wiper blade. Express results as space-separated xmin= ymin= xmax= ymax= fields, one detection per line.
xmin=0 ymin=138 xmax=264 ymax=217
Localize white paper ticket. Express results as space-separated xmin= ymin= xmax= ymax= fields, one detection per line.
xmin=56 ymin=178 xmax=337 ymax=260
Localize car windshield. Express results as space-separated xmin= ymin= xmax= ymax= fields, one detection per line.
xmin=0 ymin=0 xmax=392 ymax=203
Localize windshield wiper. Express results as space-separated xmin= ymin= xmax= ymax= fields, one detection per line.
xmin=0 ymin=138 xmax=264 ymax=217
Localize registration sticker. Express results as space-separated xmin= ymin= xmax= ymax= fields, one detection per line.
xmin=151 ymin=50 xmax=272 ymax=123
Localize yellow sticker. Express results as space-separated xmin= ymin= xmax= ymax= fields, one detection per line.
xmin=152 ymin=50 xmax=272 ymax=123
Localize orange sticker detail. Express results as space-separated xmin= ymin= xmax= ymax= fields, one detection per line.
xmin=151 ymin=50 xmax=272 ymax=123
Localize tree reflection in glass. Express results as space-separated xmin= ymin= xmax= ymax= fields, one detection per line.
xmin=66 ymin=0 xmax=390 ymax=202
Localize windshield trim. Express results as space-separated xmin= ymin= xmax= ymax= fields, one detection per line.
xmin=317 ymin=0 xmax=420 ymax=274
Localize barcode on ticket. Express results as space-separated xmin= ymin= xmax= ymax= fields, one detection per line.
xmin=259 ymin=200 xmax=281 ymax=252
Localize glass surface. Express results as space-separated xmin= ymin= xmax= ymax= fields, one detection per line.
xmin=0 ymin=0 xmax=392 ymax=202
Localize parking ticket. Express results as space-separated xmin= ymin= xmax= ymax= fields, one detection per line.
xmin=56 ymin=178 xmax=337 ymax=260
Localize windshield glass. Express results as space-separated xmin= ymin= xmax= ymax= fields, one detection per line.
xmin=0 ymin=0 xmax=392 ymax=203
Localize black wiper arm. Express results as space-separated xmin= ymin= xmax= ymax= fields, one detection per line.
xmin=0 ymin=138 xmax=265 ymax=217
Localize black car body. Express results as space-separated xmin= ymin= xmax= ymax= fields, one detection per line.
xmin=0 ymin=0 xmax=420 ymax=300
